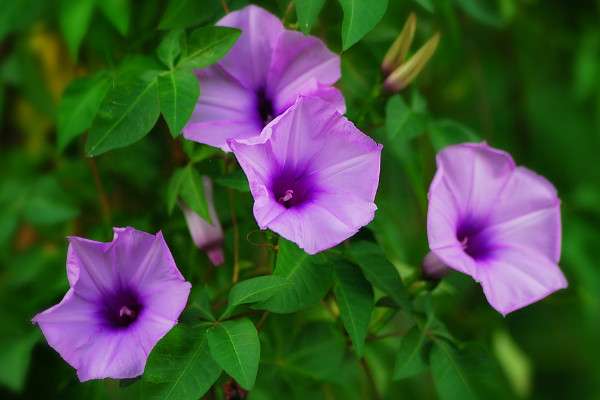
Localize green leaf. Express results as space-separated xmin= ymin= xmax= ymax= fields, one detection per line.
xmin=207 ymin=318 xmax=260 ymax=391
xmin=453 ymin=0 xmax=502 ymax=27
xmin=333 ymin=262 xmax=373 ymax=358
xmin=258 ymin=239 xmax=333 ymax=313
xmin=386 ymin=95 xmax=428 ymax=142
xmin=214 ymin=170 xmax=250 ymax=192
xmin=58 ymin=0 xmax=96 ymax=60
xmin=57 ymin=73 xmax=110 ymax=151
xmin=179 ymin=26 xmax=241 ymax=69
xmin=430 ymin=339 xmax=510 ymax=400
xmin=276 ymin=321 xmax=346 ymax=382
xmin=180 ymin=285 xmax=216 ymax=323
xmin=179 ymin=164 xmax=211 ymax=223
xmin=158 ymin=68 xmax=200 ymax=138
xmin=412 ymin=0 xmax=434 ymax=12
xmin=141 ymin=324 xmax=222 ymax=400
xmin=428 ymin=119 xmax=481 ymax=152
xmin=86 ymin=73 xmax=160 ymax=157
xmin=156 ymin=29 xmax=184 ymax=69
xmin=158 ymin=0 xmax=222 ymax=30
xmin=393 ymin=325 xmax=430 ymax=380
xmin=182 ymin=141 xmax=222 ymax=163
xmin=337 ymin=0 xmax=388 ymax=50
xmin=295 ymin=0 xmax=325 ymax=35
xmin=166 ymin=168 xmax=185 ymax=215
xmin=345 ymin=241 xmax=412 ymax=313
xmin=221 ymin=276 xmax=290 ymax=319
xmin=98 ymin=0 xmax=130 ymax=35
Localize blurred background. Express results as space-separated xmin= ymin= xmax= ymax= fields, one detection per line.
xmin=0 ymin=0 xmax=599 ymax=399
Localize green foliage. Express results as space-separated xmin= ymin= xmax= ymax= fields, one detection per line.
xmin=86 ymin=72 xmax=160 ymax=156
xmin=337 ymin=0 xmax=388 ymax=50
xmin=156 ymin=29 xmax=185 ymax=69
xmin=178 ymin=164 xmax=211 ymax=223
xmin=221 ymin=275 xmax=290 ymax=319
xmin=141 ymin=324 xmax=222 ymax=400
xmin=392 ymin=325 xmax=430 ymax=379
xmin=207 ymin=318 xmax=260 ymax=390
xmin=333 ymin=261 xmax=374 ymax=358
xmin=158 ymin=69 xmax=200 ymax=138
xmin=214 ymin=170 xmax=251 ymax=192
xmin=57 ymin=73 xmax=111 ymax=151
xmin=295 ymin=0 xmax=326 ymax=35
xmin=178 ymin=27 xmax=242 ymax=69
xmin=58 ymin=0 xmax=96 ymax=60
xmin=386 ymin=94 xmax=429 ymax=142
xmin=430 ymin=339 xmax=511 ymax=400
xmin=159 ymin=0 xmax=222 ymax=30
xmin=346 ymin=241 xmax=411 ymax=313
xmin=258 ymin=239 xmax=334 ymax=313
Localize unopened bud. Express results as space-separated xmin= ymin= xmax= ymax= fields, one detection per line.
xmin=383 ymin=33 xmax=440 ymax=92
xmin=381 ymin=13 xmax=417 ymax=74
xmin=422 ymin=251 xmax=452 ymax=280
xmin=179 ymin=176 xmax=225 ymax=266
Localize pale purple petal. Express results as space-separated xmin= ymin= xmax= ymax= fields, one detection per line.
xmin=216 ymin=5 xmax=285 ymax=92
xmin=477 ymin=247 xmax=568 ymax=316
xmin=33 ymin=227 xmax=191 ymax=381
xmin=267 ymin=201 xmax=359 ymax=254
xmin=230 ymin=97 xmax=381 ymax=254
xmin=433 ymin=142 xmax=515 ymax=220
xmin=182 ymin=66 xmax=262 ymax=151
xmin=427 ymin=142 xmax=566 ymax=314
xmin=180 ymin=177 xmax=225 ymax=266
xmin=266 ymin=30 xmax=343 ymax=114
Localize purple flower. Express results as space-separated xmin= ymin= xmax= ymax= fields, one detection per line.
xmin=32 ymin=227 xmax=191 ymax=381
xmin=427 ymin=142 xmax=567 ymax=315
xmin=179 ymin=175 xmax=225 ymax=266
xmin=182 ymin=5 xmax=345 ymax=152
xmin=228 ymin=96 xmax=382 ymax=255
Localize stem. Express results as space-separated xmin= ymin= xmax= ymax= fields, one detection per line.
xmin=256 ymin=311 xmax=269 ymax=332
xmin=219 ymin=309 xmax=262 ymax=323
xmin=87 ymin=157 xmax=111 ymax=225
xmin=219 ymin=0 xmax=229 ymax=14
xmin=359 ymin=357 xmax=381 ymax=400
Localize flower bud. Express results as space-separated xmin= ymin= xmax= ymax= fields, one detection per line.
xmin=381 ymin=13 xmax=417 ymax=75
xmin=179 ymin=176 xmax=225 ymax=265
xmin=422 ymin=250 xmax=453 ymax=280
xmin=383 ymin=33 xmax=440 ymax=93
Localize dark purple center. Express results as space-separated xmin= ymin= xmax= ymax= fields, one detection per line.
xmin=99 ymin=288 xmax=142 ymax=328
xmin=272 ymin=169 xmax=316 ymax=209
xmin=456 ymin=220 xmax=493 ymax=260
xmin=256 ymin=89 xmax=275 ymax=126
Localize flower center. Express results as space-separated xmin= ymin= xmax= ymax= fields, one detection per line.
xmin=456 ymin=221 xmax=493 ymax=260
xmin=256 ymin=89 xmax=274 ymax=125
xmin=277 ymin=189 xmax=294 ymax=205
xmin=101 ymin=289 xmax=142 ymax=328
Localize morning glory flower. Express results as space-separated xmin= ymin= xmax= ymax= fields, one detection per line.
xmin=182 ymin=5 xmax=345 ymax=152
xmin=33 ymin=227 xmax=191 ymax=381
xmin=426 ymin=142 xmax=567 ymax=315
xmin=179 ymin=175 xmax=225 ymax=266
xmin=228 ymin=96 xmax=382 ymax=255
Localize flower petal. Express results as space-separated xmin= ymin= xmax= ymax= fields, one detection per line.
xmin=268 ymin=201 xmax=359 ymax=254
xmin=477 ymin=247 xmax=567 ymax=316
xmin=266 ymin=31 xmax=343 ymax=114
xmin=216 ymin=5 xmax=285 ymax=91
xmin=484 ymin=166 xmax=561 ymax=262
xmin=183 ymin=66 xmax=262 ymax=151
xmin=433 ymin=142 xmax=516 ymax=221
